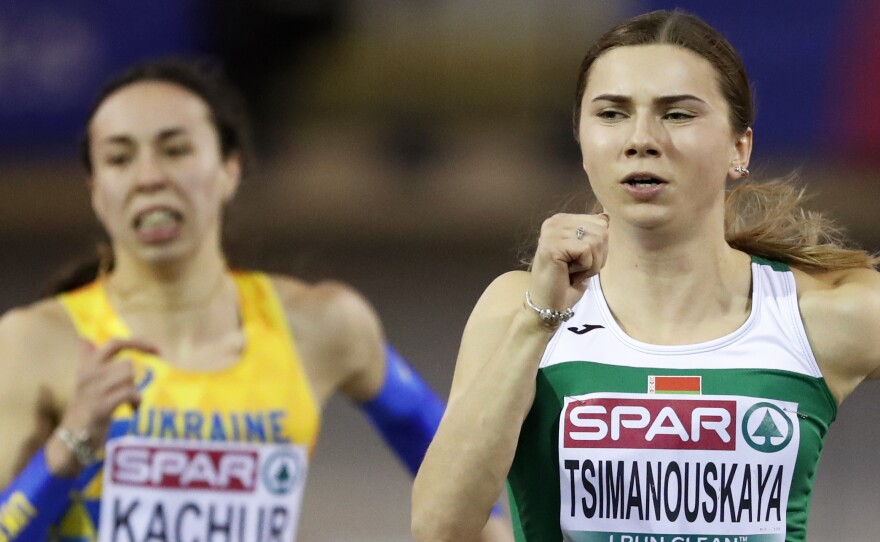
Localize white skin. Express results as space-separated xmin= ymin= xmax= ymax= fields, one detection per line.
xmin=0 ymin=81 xmax=511 ymax=541
xmin=412 ymin=44 xmax=880 ymax=541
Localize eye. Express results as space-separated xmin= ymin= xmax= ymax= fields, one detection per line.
xmin=163 ymin=143 xmax=193 ymax=158
xmin=597 ymin=109 xmax=627 ymax=121
xmin=104 ymin=152 xmax=132 ymax=167
xmin=663 ymin=110 xmax=695 ymax=121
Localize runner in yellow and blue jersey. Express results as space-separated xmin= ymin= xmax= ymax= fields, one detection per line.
xmin=0 ymin=58 xmax=511 ymax=542
xmin=413 ymin=10 xmax=880 ymax=542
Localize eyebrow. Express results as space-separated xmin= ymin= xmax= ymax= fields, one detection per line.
xmin=98 ymin=127 xmax=189 ymax=146
xmin=591 ymin=94 xmax=708 ymax=106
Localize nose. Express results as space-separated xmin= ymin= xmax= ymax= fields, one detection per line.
xmin=133 ymin=150 xmax=169 ymax=192
xmin=624 ymin=114 xmax=661 ymax=158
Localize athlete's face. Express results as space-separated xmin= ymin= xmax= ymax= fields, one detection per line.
xmin=88 ymin=81 xmax=240 ymax=265
xmin=577 ymin=44 xmax=751 ymax=231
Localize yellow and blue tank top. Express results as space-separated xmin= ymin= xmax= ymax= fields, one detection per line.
xmin=51 ymin=271 xmax=320 ymax=541
xmin=508 ymin=256 xmax=837 ymax=542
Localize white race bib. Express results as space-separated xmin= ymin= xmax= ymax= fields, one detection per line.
xmin=558 ymin=393 xmax=800 ymax=542
xmin=98 ymin=436 xmax=308 ymax=542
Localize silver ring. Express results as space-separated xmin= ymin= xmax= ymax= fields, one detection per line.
xmin=576 ymin=226 xmax=586 ymax=240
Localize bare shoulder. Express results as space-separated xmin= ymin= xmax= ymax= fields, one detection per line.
xmin=793 ymin=266 xmax=880 ymax=400
xmin=795 ymin=267 xmax=880 ymax=335
xmin=0 ymin=297 xmax=82 ymax=375
xmin=270 ymin=274 xmax=381 ymax=340
xmin=269 ymin=274 xmax=385 ymax=405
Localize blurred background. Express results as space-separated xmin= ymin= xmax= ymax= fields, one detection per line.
xmin=1 ymin=0 xmax=877 ymax=540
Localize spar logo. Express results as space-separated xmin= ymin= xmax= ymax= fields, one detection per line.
xmin=742 ymin=402 xmax=794 ymax=453
xmin=261 ymin=450 xmax=303 ymax=495
xmin=563 ymin=397 xmax=736 ymax=451
xmin=110 ymin=444 xmax=258 ymax=492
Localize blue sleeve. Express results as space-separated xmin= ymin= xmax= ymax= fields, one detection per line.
xmin=0 ymin=449 xmax=76 ymax=541
xmin=358 ymin=344 xmax=445 ymax=475
xmin=358 ymin=344 xmax=503 ymax=518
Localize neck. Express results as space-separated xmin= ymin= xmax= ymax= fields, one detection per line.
xmin=598 ymin=221 xmax=752 ymax=344
xmin=107 ymin=241 xmax=230 ymax=312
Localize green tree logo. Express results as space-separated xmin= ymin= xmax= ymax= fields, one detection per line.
xmin=753 ymin=410 xmax=784 ymax=444
xmin=261 ymin=451 xmax=302 ymax=495
xmin=276 ymin=464 xmax=290 ymax=484
xmin=742 ymin=402 xmax=794 ymax=453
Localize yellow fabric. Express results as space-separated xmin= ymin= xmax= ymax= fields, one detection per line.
xmin=51 ymin=271 xmax=319 ymax=540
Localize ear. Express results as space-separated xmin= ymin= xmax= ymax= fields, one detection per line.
xmin=728 ymin=127 xmax=753 ymax=180
xmin=220 ymin=152 xmax=242 ymax=203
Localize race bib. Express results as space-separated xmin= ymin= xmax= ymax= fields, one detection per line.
xmin=98 ymin=436 xmax=308 ymax=542
xmin=559 ymin=393 xmax=800 ymax=542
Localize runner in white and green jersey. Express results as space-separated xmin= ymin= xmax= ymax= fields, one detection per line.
xmin=413 ymin=10 xmax=880 ymax=542
xmin=508 ymin=257 xmax=836 ymax=541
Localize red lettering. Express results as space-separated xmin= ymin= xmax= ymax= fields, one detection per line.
xmin=563 ymin=398 xmax=736 ymax=451
xmin=110 ymin=444 xmax=258 ymax=492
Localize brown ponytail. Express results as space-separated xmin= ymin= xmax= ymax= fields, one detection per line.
xmin=724 ymin=177 xmax=879 ymax=273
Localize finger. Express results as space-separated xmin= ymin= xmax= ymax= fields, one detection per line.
xmin=571 ymin=227 xmax=609 ymax=280
xmin=76 ymin=359 xmax=136 ymax=402
xmin=569 ymin=250 xmax=595 ymax=284
xmin=565 ymin=214 xmax=609 ymax=241
xmin=97 ymin=383 xmax=141 ymax=420
xmin=595 ymin=229 xmax=610 ymax=270
xmin=91 ymin=361 xmax=139 ymax=404
xmin=93 ymin=360 xmax=137 ymax=391
xmin=569 ymin=269 xmax=592 ymax=286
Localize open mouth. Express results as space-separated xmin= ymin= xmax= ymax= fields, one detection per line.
xmin=133 ymin=208 xmax=183 ymax=230
xmin=622 ymin=174 xmax=668 ymax=187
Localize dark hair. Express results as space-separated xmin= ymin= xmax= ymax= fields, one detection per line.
xmin=81 ymin=57 xmax=253 ymax=176
xmin=573 ymin=9 xmax=753 ymax=141
xmin=42 ymin=244 xmax=114 ymax=296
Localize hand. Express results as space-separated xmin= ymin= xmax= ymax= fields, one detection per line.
xmin=48 ymin=338 xmax=158 ymax=475
xmin=528 ymin=212 xmax=609 ymax=313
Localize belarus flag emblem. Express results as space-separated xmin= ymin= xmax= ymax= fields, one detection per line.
xmin=648 ymin=375 xmax=701 ymax=395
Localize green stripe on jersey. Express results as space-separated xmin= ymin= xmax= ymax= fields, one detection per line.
xmin=751 ymin=255 xmax=791 ymax=272
xmin=507 ymin=361 xmax=836 ymax=542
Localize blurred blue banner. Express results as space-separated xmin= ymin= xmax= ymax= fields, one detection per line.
xmin=637 ymin=0 xmax=879 ymax=161
xmin=0 ymin=0 xmax=211 ymax=158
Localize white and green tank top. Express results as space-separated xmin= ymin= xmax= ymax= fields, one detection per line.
xmin=507 ymin=256 xmax=837 ymax=542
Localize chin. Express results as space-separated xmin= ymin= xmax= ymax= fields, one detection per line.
xmin=137 ymin=243 xmax=194 ymax=268
xmin=619 ymin=204 xmax=674 ymax=230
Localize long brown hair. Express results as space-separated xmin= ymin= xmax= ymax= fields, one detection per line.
xmin=724 ymin=179 xmax=878 ymax=271
xmin=574 ymin=10 xmax=877 ymax=272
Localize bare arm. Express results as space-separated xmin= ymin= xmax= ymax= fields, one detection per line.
xmin=412 ymin=213 xmax=609 ymax=541
xmin=274 ymin=277 xmax=386 ymax=407
xmin=797 ymin=268 xmax=880 ymax=401
xmin=0 ymin=300 xmax=155 ymax=486
xmin=0 ymin=304 xmax=68 ymax=486
xmin=412 ymin=271 xmax=551 ymax=541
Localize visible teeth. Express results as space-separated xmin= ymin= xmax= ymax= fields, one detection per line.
xmin=138 ymin=210 xmax=177 ymax=229
xmin=632 ymin=182 xmax=656 ymax=187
